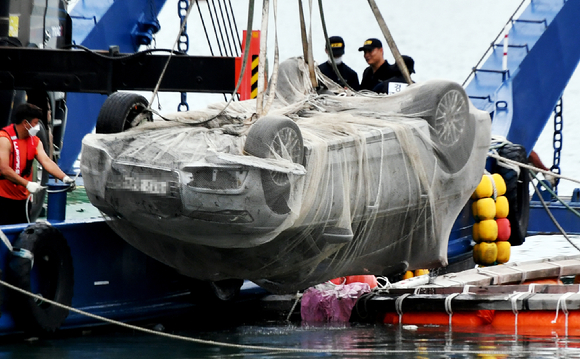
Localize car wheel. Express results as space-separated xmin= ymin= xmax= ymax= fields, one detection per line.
xmin=96 ymin=92 xmax=152 ymax=134
xmin=244 ymin=116 xmax=304 ymax=214
xmin=403 ymin=81 xmax=475 ymax=174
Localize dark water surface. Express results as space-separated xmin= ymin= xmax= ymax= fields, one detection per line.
xmin=2 ymin=316 xmax=580 ymax=358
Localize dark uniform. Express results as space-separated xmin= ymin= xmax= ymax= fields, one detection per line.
xmin=318 ymin=61 xmax=360 ymax=90
xmin=360 ymin=62 xmax=397 ymax=91
xmin=373 ymin=55 xmax=416 ymax=94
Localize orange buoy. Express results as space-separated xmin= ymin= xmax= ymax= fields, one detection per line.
xmin=522 ymin=277 xmax=563 ymax=285
xmin=496 ymin=218 xmax=511 ymax=241
xmin=414 ymin=269 xmax=429 ymax=276
xmin=345 ymin=275 xmax=378 ymax=289
xmin=329 ymin=277 xmax=346 ymax=285
xmin=384 ymin=310 xmax=495 ymax=327
xmin=402 ymin=271 xmax=414 ymax=280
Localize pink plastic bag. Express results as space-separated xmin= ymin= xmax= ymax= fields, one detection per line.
xmin=301 ymin=282 xmax=371 ymax=323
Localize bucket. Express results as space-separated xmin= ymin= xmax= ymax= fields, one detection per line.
xmin=47 ymin=183 xmax=68 ymax=222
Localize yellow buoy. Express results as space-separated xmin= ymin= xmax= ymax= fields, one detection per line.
xmin=476 ymin=198 xmax=496 ymax=221
xmin=496 ymin=241 xmax=511 ymax=264
xmin=478 ymin=219 xmax=498 ymax=242
xmin=473 ymin=175 xmax=493 ymax=199
xmin=473 ymin=243 xmax=480 ymax=263
xmin=474 ymin=242 xmax=498 ymax=266
xmin=495 ymin=196 xmax=509 ymax=218
xmin=402 ymin=271 xmax=414 ymax=280
xmin=492 ymin=173 xmax=507 ymax=196
xmin=472 ymin=222 xmax=480 ymax=242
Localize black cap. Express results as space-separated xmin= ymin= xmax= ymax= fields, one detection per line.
xmin=401 ymin=55 xmax=415 ymax=74
xmin=358 ymin=38 xmax=382 ymax=51
xmin=328 ymin=36 xmax=345 ymax=57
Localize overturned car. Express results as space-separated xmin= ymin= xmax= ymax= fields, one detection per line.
xmin=81 ymin=58 xmax=491 ymax=294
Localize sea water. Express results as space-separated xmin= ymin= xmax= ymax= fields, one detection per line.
xmin=3 ymin=1 xmax=580 ymax=357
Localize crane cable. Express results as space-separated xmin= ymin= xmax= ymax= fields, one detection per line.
xmin=366 ymin=0 xmax=412 ymax=85
xmin=149 ymin=0 xmax=255 ymax=122
xmin=256 ymin=0 xmax=280 ymax=117
xmin=317 ymin=0 xmax=355 ymax=92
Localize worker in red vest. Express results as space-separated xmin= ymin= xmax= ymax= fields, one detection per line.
xmin=0 ymin=103 xmax=75 ymax=225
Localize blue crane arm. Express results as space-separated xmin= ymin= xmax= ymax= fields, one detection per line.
xmin=60 ymin=0 xmax=169 ymax=172
xmin=464 ymin=0 xmax=580 ymax=155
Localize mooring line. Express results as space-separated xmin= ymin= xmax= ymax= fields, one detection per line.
xmin=0 ymin=278 xmax=559 ymax=355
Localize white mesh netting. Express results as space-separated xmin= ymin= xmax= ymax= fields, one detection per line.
xmin=81 ymin=57 xmax=491 ymax=293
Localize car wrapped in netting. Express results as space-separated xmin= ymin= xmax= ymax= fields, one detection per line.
xmin=81 ymin=57 xmax=491 ymax=294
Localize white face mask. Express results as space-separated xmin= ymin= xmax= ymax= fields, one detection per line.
xmin=26 ymin=121 xmax=40 ymax=137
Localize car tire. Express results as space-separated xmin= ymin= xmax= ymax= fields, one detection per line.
xmin=96 ymin=92 xmax=152 ymax=134
xmin=8 ymin=223 xmax=74 ymax=334
xmin=244 ymin=116 xmax=304 ymax=214
xmin=403 ymin=81 xmax=475 ymax=174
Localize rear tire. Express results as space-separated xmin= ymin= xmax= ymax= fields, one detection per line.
xmin=244 ymin=116 xmax=304 ymax=214
xmin=96 ymin=92 xmax=152 ymax=134
xmin=403 ymin=81 xmax=475 ymax=174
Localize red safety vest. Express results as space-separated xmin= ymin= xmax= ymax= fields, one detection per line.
xmin=0 ymin=124 xmax=39 ymax=199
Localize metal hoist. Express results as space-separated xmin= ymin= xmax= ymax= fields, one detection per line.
xmin=177 ymin=0 xmax=190 ymax=111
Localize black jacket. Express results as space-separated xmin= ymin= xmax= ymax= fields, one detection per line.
xmin=318 ymin=61 xmax=360 ymax=91
xmin=360 ymin=61 xmax=397 ymax=91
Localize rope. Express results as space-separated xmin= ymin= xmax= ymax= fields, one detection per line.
xmin=444 ymin=293 xmax=460 ymax=327
xmin=317 ymin=0 xmax=354 ymax=92
xmin=530 ymin=173 xmax=580 ymax=253
xmin=366 ymin=0 xmax=412 ymax=85
xmin=488 ymin=152 xmax=580 ymax=185
xmin=0 ymin=229 xmax=13 ymax=252
xmin=259 ymin=0 xmax=280 ymax=117
xmin=395 ymin=293 xmax=411 ymax=324
xmin=529 ymin=170 xmax=580 ymax=220
xmin=148 ymin=0 xmax=196 ymax=108
xmin=552 ymin=292 xmax=574 ymax=324
xmin=476 ymin=267 xmax=501 ymax=285
xmin=297 ymin=0 xmax=317 ymax=88
xmin=256 ymin=0 xmax=269 ymax=116
xmin=214 ymin=0 xmax=235 ymax=57
xmin=285 ymin=290 xmax=302 ymax=322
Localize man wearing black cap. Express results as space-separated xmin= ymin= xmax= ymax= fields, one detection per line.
xmin=318 ymin=36 xmax=360 ymax=90
xmin=358 ymin=38 xmax=397 ymax=91
xmin=373 ymin=55 xmax=415 ymax=94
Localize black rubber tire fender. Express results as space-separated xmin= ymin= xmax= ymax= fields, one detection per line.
xmin=96 ymin=92 xmax=152 ymax=134
xmin=495 ymin=143 xmax=530 ymax=246
xmin=402 ymin=81 xmax=476 ymax=174
xmin=244 ymin=116 xmax=304 ymax=215
xmin=7 ymin=223 xmax=74 ymax=334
